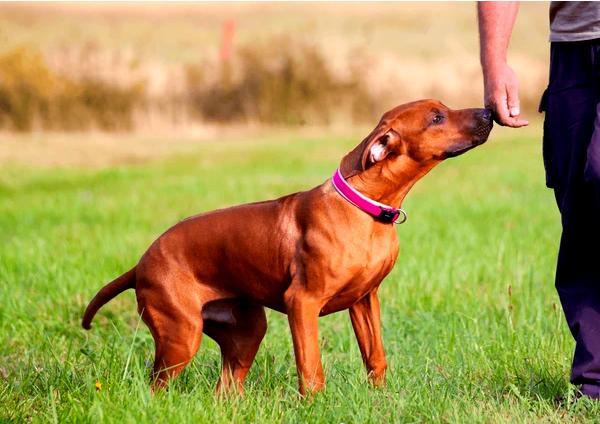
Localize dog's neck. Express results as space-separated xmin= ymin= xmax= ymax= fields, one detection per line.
xmin=346 ymin=156 xmax=437 ymax=208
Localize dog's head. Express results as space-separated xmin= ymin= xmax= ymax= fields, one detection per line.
xmin=340 ymin=100 xmax=493 ymax=178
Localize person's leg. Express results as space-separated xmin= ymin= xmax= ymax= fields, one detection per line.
xmin=543 ymin=40 xmax=600 ymax=398
xmin=572 ymin=102 xmax=600 ymax=399
xmin=584 ymin=103 xmax=600 ymax=210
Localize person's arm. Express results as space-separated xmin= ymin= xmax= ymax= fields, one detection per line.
xmin=478 ymin=1 xmax=528 ymax=127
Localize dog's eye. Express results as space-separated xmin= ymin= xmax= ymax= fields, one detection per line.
xmin=432 ymin=115 xmax=444 ymax=125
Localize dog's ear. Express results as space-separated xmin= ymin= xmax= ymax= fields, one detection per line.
xmin=339 ymin=124 xmax=400 ymax=178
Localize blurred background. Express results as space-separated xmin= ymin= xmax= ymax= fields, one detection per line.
xmin=0 ymin=2 xmax=548 ymax=138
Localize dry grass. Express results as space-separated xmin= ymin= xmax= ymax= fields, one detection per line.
xmin=0 ymin=122 xmax=541 ymax=169
xmin=0 ymin=128 xmax=217 ymax=168
xmin=0 ymin=3 xmax=549 ymax=61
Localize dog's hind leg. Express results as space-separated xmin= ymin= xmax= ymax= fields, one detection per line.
xmin=202 ymin=301 xmax=267 ymax=394
xmin=136 ymin=277 xmax=204 ymax=391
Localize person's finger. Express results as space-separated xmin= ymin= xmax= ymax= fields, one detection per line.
xmin=500 ymin=112 xmax=529 ymax=128
xmin=507 ymin=116 xmax=529 ymax=127
xmin=490 ymin=89 xmax=528 ymax=127
xmin=490 ymin=93 xmax=512 ymax=126
xmin=506 ymin=84 xmax=529 ymax=127
xmin=506 ymin=80 xmax=521 ymax=117
xmin=492 ymin=108 xmax=528 ymax=128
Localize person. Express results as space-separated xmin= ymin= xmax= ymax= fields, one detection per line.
xmin=478 ymin=1 xmax=600 ymax=400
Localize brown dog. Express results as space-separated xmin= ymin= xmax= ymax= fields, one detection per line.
xmin=82 ymin=100 xmax=492 ymax=395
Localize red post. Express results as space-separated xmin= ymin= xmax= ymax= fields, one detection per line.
xmin=220 ymin=19 xmax=236 ymax=61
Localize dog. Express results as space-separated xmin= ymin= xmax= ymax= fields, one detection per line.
xmin=82 ymin=100 xmax=493 ymax=395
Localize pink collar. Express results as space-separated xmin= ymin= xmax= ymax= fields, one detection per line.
xmin=331 ymin=169 xmax=407 ymax=225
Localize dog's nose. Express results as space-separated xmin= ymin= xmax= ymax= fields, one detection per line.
xmin=471 ymin=108 xmax=494 ymax=141
xmin=480 ymin=108 xmax=493 ymax=122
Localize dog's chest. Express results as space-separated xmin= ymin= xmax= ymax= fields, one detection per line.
xmin=319 ymin=235 xmax=399 ymax=315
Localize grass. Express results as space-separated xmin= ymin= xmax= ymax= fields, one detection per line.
xmin=2 ymin=124 xmax=600 ymax=422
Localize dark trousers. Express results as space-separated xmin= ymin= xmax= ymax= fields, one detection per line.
xmin=541 ymin=39 xmax=600 ymax=397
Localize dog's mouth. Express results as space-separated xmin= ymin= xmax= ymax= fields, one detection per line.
xmin=445 ymin=143 xmax=477 ymax=158
xmin=446 ymin=120 xmax=493 ymax=158
xmin=445 ymin=136 xmax=489 ymax=158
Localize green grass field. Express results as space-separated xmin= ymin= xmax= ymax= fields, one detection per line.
xmin=2 ymin=126 xmax=600 ymax=423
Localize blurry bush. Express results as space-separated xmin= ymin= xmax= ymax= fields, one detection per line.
xmin=187 ymin=39 xmax=374 ymax=125
xmin=0 ymin=40 xmax=378 ymax=132
xmin=0 ymin=47 xmax=145 ymax=131
xmin=0 ymin=47 xmax=56 ymax=131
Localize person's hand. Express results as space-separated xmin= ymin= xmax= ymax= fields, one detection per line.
xmin=483 ymin=62 xmax=529 ymax=127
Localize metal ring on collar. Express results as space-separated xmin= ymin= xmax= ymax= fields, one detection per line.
xmin=394 ymin=208 xmax=408 ymax=225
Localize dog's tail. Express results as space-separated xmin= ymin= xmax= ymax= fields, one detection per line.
xmin=82 ymin=267 xmax=136 ymax=330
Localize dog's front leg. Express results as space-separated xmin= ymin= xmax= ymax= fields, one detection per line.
xmin=285 ymin=290 xmax=325 ymax=396
xmin=349 ymin=289 xmax=387 ymax=386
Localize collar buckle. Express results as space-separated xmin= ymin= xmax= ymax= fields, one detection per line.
xmin=377 ymin=208 xmax=398 ymax=223
xmin=378 ymin=208 xmax=408 ymax=225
